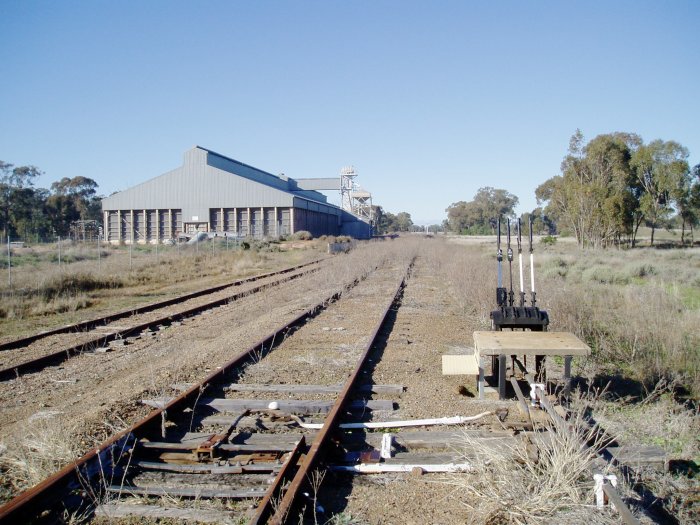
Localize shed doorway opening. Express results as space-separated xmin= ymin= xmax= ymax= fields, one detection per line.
xmin=184 ymin=222 xmax=208 ymax=234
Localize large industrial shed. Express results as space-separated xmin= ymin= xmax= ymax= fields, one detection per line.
xmin=101 ymin=146 xmax=370 ymax=243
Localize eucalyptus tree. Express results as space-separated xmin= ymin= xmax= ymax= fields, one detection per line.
xmin=630 ymin=140 xmax=690 ymax=245
xmin=446 ymin=187 xmax=518 ymax=234
xmin=0 ymin=161 xmax=42 ymax=239
xmin=675 ymin=163 xmax=700 ymax=244
xmin=538 ymin=130 xmax=641 ymax=248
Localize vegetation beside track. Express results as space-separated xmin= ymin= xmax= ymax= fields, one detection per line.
xmin=0 ymin=239 xmax=327 ymax=339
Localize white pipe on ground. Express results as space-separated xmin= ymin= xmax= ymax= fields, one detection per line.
xmin=330 ymin=463 xmax=472 ymax=474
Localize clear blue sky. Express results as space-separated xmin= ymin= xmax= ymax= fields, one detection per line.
xmin=1 ymin=1 xmax=698 ymax=224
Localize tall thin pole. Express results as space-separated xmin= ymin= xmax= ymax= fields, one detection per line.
xmin=58 ymin=236 xmax=62 ymax=270
xmin=7 ymin=236 xmax=10 ymax=288
xmin=129 ymin=240 xmax=132 ymax=270
xmin=97 ymin=229 xmax=101 ymax=272
xmin=506 ymin=219 xmax=514 ymax=306
xmin=529 ymin=215 xmax=536 ymax=306
xmin=496 ymin=218 xmax=502 ymax=289
xmin=517 ymin=218 xmax=525 ymax=307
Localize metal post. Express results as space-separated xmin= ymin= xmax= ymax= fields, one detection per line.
xmin=498 ymin=354 xmax=507 ymax=400
xmin=97 ymin=230 xmax=101 ymax=271
xmin=7 ymin=236 xmax=10 ymax=288
xmin=129 ymin=240 xmax=132 ymax=270
xmin=58 ymin=236 xmax=61 ymax=269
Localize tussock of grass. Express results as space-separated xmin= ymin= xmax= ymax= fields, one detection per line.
xmin=447 ymin=399 xmax=621 ymax=524
xmin=0 ymin=416 xmax=81 ymax=495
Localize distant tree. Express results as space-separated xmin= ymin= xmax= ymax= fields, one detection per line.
xmin=371 ymin=206 xmax=413 ymax=233
xmin=675 ymin=163 xmax=700 ymax=244
xmin=520 ymin=208 xmax=556 ymax=236
xmin=51 ymin=176 xmax=101 ymax=220
xmin=537 ymin=130 xmax=644 ymax=248
xmin=631 ymin=140 xmax=690 ymax=245
xmin=0 ymin=161 xmax=42 ymax=239
xmin=394 ymin=212 xmax=413 ymax=232
xmin=446 ymin=187 xmax=518 ymax=234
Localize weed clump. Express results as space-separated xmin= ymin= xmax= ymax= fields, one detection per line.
xmin=292 ymin=230 xmax=313 ymax=241
xmin=448 ymin=397 xmax=620 ymax=524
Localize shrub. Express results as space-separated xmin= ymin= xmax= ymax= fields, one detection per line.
xmin=540 ymin=235 xmax=557 ymax=246
xmin=40 ymin=273 xmax=123 ymax=299
xmin=292 ymin=230 xmax=312 ymax=241
xmin=581 ymin=265 xmax=630 ymax=285
xmin=627 ymin=263 xmax=657 ymax=279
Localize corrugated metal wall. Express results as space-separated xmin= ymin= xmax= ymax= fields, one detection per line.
xmin=101 ymin=146 xmax=368 ymax=242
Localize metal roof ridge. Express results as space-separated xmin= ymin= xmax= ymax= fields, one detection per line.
xmin=194 ymin=145 xmax=292 ymax=183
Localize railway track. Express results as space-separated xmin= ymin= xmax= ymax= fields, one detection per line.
xmin=0 ymin=258 xmax=415 ymax=524
xmin=0 ymin=245 xmax=653 ymax=524
xmin=0 ymin=259 xmax=324 ymax=381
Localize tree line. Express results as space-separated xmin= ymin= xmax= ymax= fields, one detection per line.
xmin=537 ymin=130 xmax=697 ymax=247
xmin=444 ymin=130 xmax=699 ymax=247
xmin=0 ymin=161 xmax=101 ymax=241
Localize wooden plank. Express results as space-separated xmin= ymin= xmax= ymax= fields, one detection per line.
xmin=606 ymin=446 xmax=667 ymax=472
xmin=95 ymin=503 xmax=237 ymax=524
xmin=602 ymin=484 xmax=642 ymax=525
xmin=107 ymin=484 xmax=266 ymax=499
xmin=138 ymin=441 xmax=294 ymax=453
xmin=510 ymin=377 xmax=531 ymax=417
xmin=226 ymin=383 xmax=404 ymax=396
xmin=442 ymin=354 xmax=480 ymax=375
xmin=133 ymin=471 xmax=273 ymax=486
xmin=473 ymin=331 xmax=590 ymax=356
xmin=344 ymin=430 xmax=516 ymax=449
xmin=132 ymin=460 xmax=281 ymax=474
xmin=143 ymin=397 xmax=394 ymax=414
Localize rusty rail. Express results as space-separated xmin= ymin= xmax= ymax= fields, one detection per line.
xmin=0 ymin=262 xmax=322 ymax=381
xmin=0 ymin=266 xmax=368 ymax=524
xmin=257 ymin=260 xmax=414 ymax=524
xmin=0 ymin=258 xmax=322 ymax=352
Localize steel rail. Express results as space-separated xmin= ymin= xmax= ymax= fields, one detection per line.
xmin=256 ymin=259 xmax=414 ymax=524
xmin=0 ymin=259 xmax=323 ymax=352
xmin=0 ymin=266 xmax=372 ymax=524
xmin=0 ymin=265 xmax=322 ymax=381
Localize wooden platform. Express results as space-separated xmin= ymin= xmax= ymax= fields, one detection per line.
xmin=473 ymin=331 xmax=590 ymax=356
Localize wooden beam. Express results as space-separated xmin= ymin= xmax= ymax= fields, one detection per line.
xmin=95 ymin=503 xmax=237 ymax=524
xmin=107 ymin=484 xmax=266 ymax=499
xmin=225 ymin=383 xmax=404 ymax=396
xmin=142 ymin=397 xmax=394 ymax=414
xmin=474 ymin=331 xmax=591 ymax=356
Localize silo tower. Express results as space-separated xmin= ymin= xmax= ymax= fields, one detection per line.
xmin=340 ymin=166 xmax=357 ymax=212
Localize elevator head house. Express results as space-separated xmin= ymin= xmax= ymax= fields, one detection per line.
xmin=101 ymin=146 xmax=372 ymax=243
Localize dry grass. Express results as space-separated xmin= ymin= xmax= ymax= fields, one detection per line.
xmin=447 ymin=398 xmax=621 ymax=524
xmin=0 ymin=414 xmax=81 ymax=497
xmin=0 ymin=240 xmax=321 ymax=338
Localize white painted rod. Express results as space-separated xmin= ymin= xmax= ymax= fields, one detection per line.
xmin=530 ymin=253 xmax=535 ymax=293
xmin=518 ymin=253 xmax=524 ymax=295
xmin=330 ymin=463 xmax=473 ymax=474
